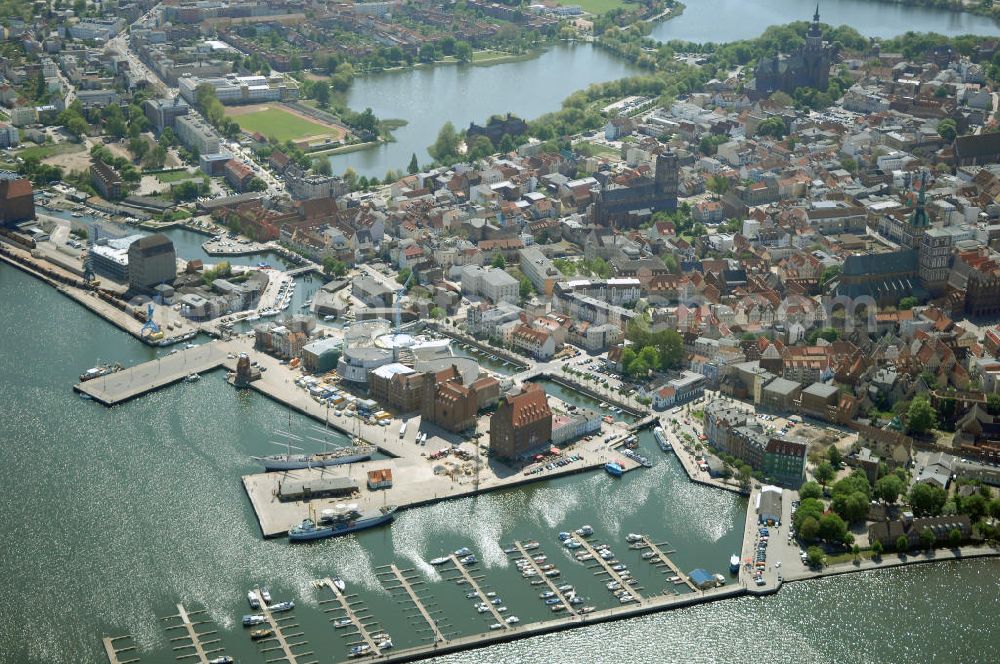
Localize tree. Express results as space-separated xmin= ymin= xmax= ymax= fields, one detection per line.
xmin=430 ymin=306 xmax=445 ymax=320
xmin=799 ymin=481 xmax=823 ymax=500
xmin=957 ymin=492 xmax=988 ymax=522
xmin=519 ymin=276 xmax=534 ymax=301
xmin=937 ymin=118 xmax=957 ymax=142
xmin=407 ymin=153 xmax=420 ymax=175
xmin=313 ymin=80 xmax=330 ymax=108
xmin=429 ymin=121 xmax=459 ymax=163
xmin=799 ymin=515 xmax=820 ymax=542
xmin=818 ymin=512 xmax=848 ymax=543
xmin=875 ymin=474 xmax=904 ymax=504
xmin=827 ymin=445 xmax=843 ymax=469
xmin=896 ymin=535 xmax=910 ymax=553
xmin=627 ymin=357 xmax=650 ymax=378
xmin=396 ymin=267 xmax=412 ymax=285
xmin=899 ymin=296 xmax=919 ymax=310
xmin=490 ymin=251 xmax=506 ymax=269
xmin=455 ymin=40 xmax=473 ymax=64
xmin=755 ymin=116 xmax=787 ymax=139
xmin=908 ymin=482 xmax=947 ymax=516
xmin=949 ymin=528 xmax=963 ymax=547
xmin=661 ymin=253 xmax=679 ymax=273
xmin=872 ymin=539 xmax=884 ymax=558
xmin=832 ymin=490 xmax=869 ymax=524
xmin=638 ymin=346 xmax=660 ymax=371
xmin=986 ymin=393 xmax=1000 ymax=416
xmin=322 ymin=257 xmax=347 ymax=277
xmin=814 ymin=462 xmax=835 ymax=486
xmin=852 ymin=544 xmax=861 ymax=562
xmin=806 ymin=546 xmax=825 ymax=568
xmin=907 ymin=395 xmax=938 ymax=434
xmin=707 ymin=174 xmax=729 ymax=200
xmin=919 ymin=527 xmax=936 ymax=550
xmin=312 ymin=158 xmax=332 ymax=176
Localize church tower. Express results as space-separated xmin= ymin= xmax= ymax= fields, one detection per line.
xmin=801 ymin=6 xmax=831 ymax=90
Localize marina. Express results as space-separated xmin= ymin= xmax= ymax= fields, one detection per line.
xmin=161 ymin=604 xmax=226 ymax=664
xmin=569 ymin=534 xmax=645 ymax=605
xmin=376 ymin=564 xmax=449 ymax=644
xmin=509 ymin=540 xmax=578 ymax=617
xmin=250 ymin=589 xmax=311 ymax=664
xmin=442 ymin=553 xmax=511 ymax=630
xmin=316 ymin=577 xmax=384 ymax=658
xmin=634 ymin=536 xmax=698 ymax=593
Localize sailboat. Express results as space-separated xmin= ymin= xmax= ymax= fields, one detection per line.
xmin=254 ymin=420 xmax=374 ymax=472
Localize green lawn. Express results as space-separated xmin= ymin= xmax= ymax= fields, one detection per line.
xmin=227 ymin=107 xmax=343 ymax=143
xmin=559 ymin=0 xmax=627 ymax=14
xmin=575 ymin=140 xmax=618 ymax=158
xmin=16 ymin=142 xmax=85 ymax=161
xmin=154 ymin=169 xmax=198 ymax=183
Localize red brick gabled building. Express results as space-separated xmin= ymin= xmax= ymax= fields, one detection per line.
xmin=0 ymin=174 xmax=34 ymax=225
xmin=490 ymin=383 xmax=552 ymax=460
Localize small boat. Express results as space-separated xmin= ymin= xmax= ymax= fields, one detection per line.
xmin=333 ymin=618 xmax=353 ymax=628
xmin=575 ymin=525 xmax=594 ymax=537
xmin=502 ymin=546 xmax=517 ymax=554
xmin=430 ymin=556 xmax=450 ymax=565
xmin=522 ymin=540 xmax=540 ymax=550
xmin=730 ymin=554 xmax=741 ymax=574
xmin=208 ymin=658 xmax=234 ymax=664
xmin=599 ymin=402 xmax=608 ymax=408
xmin=580 ymin=606 xmax=595 ymax=614
xmin=242 ymin=615 xmax=265 ymax=627
xmin=604 ymin=462 xmax=624 ymax=477
xmin=626 ymin=533 xmax=644 ymax=543
xmin=557 ymin=584 xmax=573 ymax=592
xmin=376 ymin=638 xmax=393 ymax=649
xmin=460 ymin=554 xmax=477 ymax=565
xmin=268 ymin=600 xmax=293 ymax=613
xmin=489 ymin=623 xmax=503 ymax=630
xmin=564 ymin=540 xmax=582 ymax=549
xmin=250 ymin=628 xmax=273 ymax=640
xmin=576 ymin=552 xmax=593 ymax=561
xmin=466 ymin=591 xmax=478 ymax=599
xmin=551 ymin=604 xmax=567 ymax=612
xmin=539 ymin=591 xmax=555 ymax=599
xmin=333 ymin=576 xmax=346 ymax=592
xmin=185 ymin=373 xmax=200 ymax=382
xmin=350 ymin=644 xmax=370 ymax=657
xmin=476 ymin=605 xmax=491 ymax=613
xmin=654 ymin=426 xmax=671 ymax=452
xmin=261 ymin=587 xmax=272 ymax=603
xmin=486 ymin=592 xmax=498 ymax=598
xmin=247 ymin=591 xmax=260 ymax=608
xmin=544 ymin=598 xmax=561 ymax=605
xmin=544 ymin=569 xmax=561 ymax=577
xmin=185 ymin=342 xmax=196 ymax=349
xmin=505 ymin=616 xmax=520 ymax=624
xmin=454 ymin=547 xmax=471 ymax=556
xmin=642 ymin=551 xmax=656 ymax=560
xmin=529 ymin=579 xmax=545 ymax=585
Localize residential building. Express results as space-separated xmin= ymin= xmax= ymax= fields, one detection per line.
xmin=370 ymin=363 xmax=423 ymax=412
xmin=551 ymin=408 xmax=601 ymax=445
xmin=763 ymin=438 xmax=807 ymax=487
xmin=760 ymin=377 xmax=802 ymax=413
xmin=90 ymin=160 xmax=123 ymax=200
xmin=224 ymin=159 xmax=255 ymax=192
xmin=175 ymin=114 xmax=221 ymax=154
xmin=0 ymin=173 xmax=34 ymax=226
xmin=461 ymin=265 xmax=519 ymax=304
xmin=0 ymin=123 xmax=19 ymax=148
xmin=510 ymin=324 xmax=556 ymax=360
xmin=301 ymin=337 xmax=342 ymax=373
xmin=519 ymin=246 xmax=561 ymax=297
xmin=144 ymin=96 xmax=190 ymax=132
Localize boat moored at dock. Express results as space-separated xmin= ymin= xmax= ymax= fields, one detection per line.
xmin=654 ymin=426 xmax=671 ymax=452
xmin=288 ymin=504 xmax=397 ymax=541
xmin=255 ymin=443 xmax=375 ymax=471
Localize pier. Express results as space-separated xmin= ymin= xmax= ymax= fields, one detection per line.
xmin=102 ymin=635 xmax=138 ymax=664
xmin=74 ymin=343 xmax=231 ymax=405
xmin=639 ymin=536 xmax=697 ymax=592
xmin=161 ymin=603 xmax=225 ymax=663
xmin=571 ymin=535 xmax=645 ymax=604
xmin=511 ymin=540 xmax=578 ymax=616
xmin=378 ymin=564 xmax=448 ymax=644
xmin=317 ymin=577 xmax=382 ymax=657
xmin=444 ymin=555 xmax=509 ymax=629
xmin=252 ymin=589 xmax=309 ymax=664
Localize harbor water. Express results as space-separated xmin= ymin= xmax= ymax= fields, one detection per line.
xmin=1 ymin=261 xmax=997 ymax=663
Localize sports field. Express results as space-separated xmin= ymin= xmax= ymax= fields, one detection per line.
xmin=225 ymin=104 xmax=347 ymax=144
xmin=558 ymin=0 xmax=626 ymax=15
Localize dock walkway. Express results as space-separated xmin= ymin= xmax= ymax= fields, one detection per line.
xmin=75 ymin=343 xmax=231 ymax=405
xmin=641 ymin=537 xmax=697 ymax=592
xmin=382 ymin=564 xmax=446 ymax=643
xmin=317 ymin=577 xmax=381 ymax=657
xmin=447 ymin=555 xmax=509 ymax=629
xmin=161 ymin=603 xmax=225 ymax=664
xmin=102 ymin=636 xmax=138 ymax=664
xmin=572 ymin=535 xmax=644 ymax=604
xmin=512 ymin=541 xmax=577 ymax=616
xmin=253 ymin=590 xmax=305 ymax=664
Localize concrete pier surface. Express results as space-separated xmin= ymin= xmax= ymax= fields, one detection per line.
xmin=74 ymin=343 xmax=233 ymax=405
